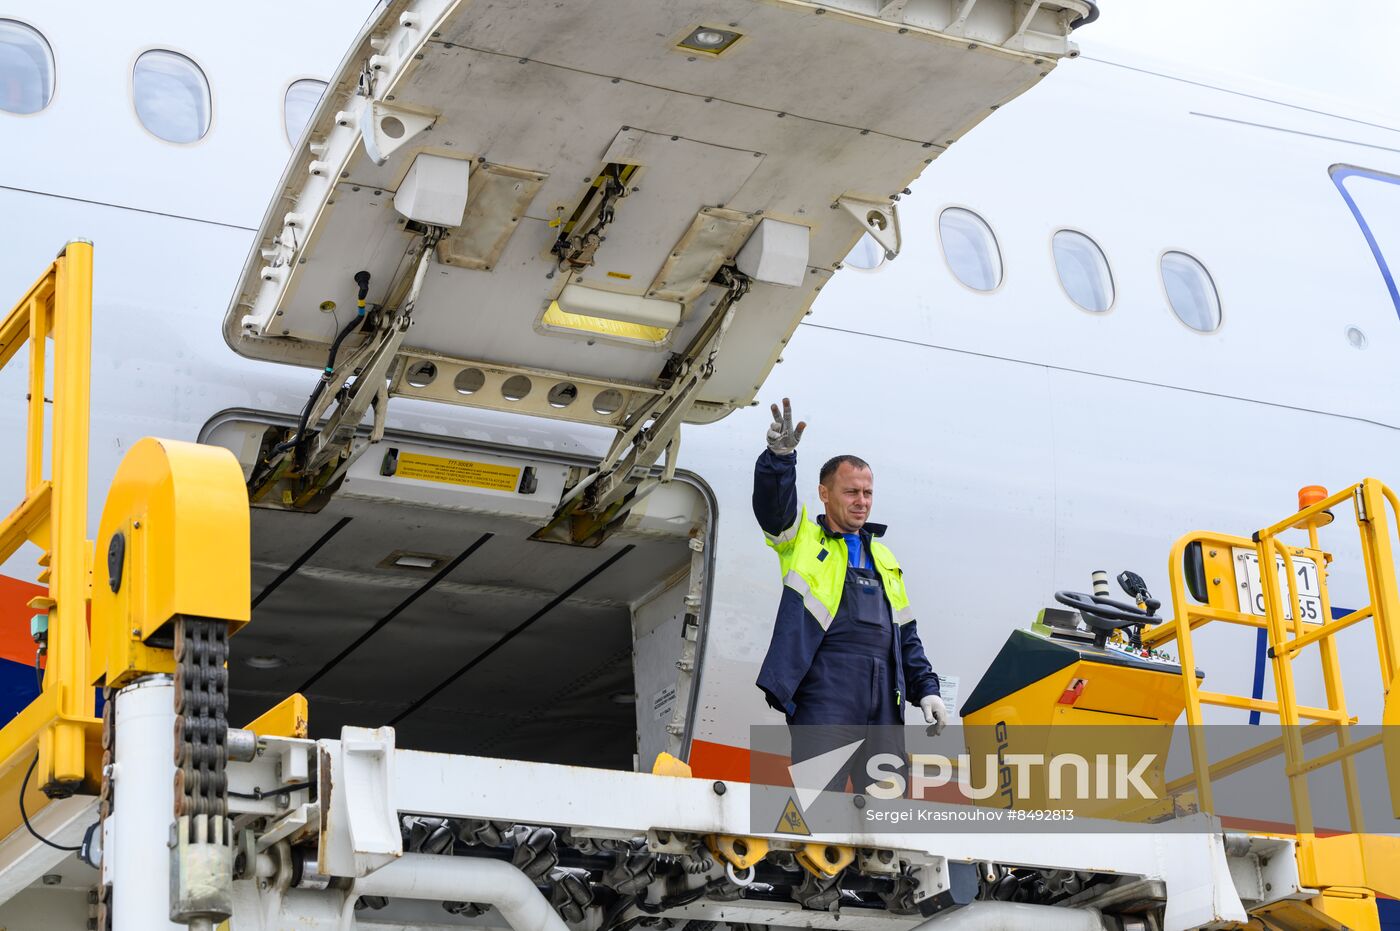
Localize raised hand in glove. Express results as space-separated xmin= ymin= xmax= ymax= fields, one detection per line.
xmin=921 ymin=695 xmax=949 ymax=736
xmin=766 ymin=398 xmax=806 ymax=456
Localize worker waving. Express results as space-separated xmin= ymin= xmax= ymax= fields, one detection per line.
xmin=754 ymin=398 xmax=946 ymax=792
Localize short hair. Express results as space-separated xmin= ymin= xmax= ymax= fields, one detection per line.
xmin=820 ymin=455 xmax=872 ymax=486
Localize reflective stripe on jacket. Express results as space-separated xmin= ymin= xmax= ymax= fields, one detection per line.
xmin=753 ymin=449 xmax=940 ymax=714
xmin=765 ymin=503 xmax=913 ymax=628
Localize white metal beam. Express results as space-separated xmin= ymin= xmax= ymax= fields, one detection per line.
xmin=306 ymin=733 xmax=1253 ymax=930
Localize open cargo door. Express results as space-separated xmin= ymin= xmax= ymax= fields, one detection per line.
xmin=224 ymin=0 xmax=1091 ymax=540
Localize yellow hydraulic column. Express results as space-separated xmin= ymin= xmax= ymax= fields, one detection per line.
xmin=44 ymin=240 xmax=93 ymax=792
xmin=89 ymin=436 xmax=250 ymax=931
xmin=0 ymin=240 xmax=102 ymax=817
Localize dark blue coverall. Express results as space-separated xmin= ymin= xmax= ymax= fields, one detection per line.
xmin=753 ymin=449 xmax=940 ymax=794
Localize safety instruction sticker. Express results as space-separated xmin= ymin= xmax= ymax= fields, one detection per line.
xmin=652 ymin=685 xmax=677 ymax=721
xmin=394 ymin=451 xmax=521 ymax=492
xmin=937 ymin=674 xmax=959 ymax=720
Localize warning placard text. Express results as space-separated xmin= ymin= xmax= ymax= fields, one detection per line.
xmin=394 ymin=452 xmax=521 ymax=492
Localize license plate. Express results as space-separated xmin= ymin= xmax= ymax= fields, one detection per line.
xmin=1232 ymin=548 xmax=1323 ymax=624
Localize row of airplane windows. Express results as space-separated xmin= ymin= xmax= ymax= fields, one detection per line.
xmin=2 ymin=19 xmax=1381 ymax=348
xmin=846 ymin=207 xmax=1228 ymax=334
xmin=0 ymin=19 xmax=327 ymax=146
xmin=3 ymin=12 xmax=1224 ymax=335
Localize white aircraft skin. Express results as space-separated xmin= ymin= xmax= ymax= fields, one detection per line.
xmin=1 ymin=1 xmax=1398 ymax=785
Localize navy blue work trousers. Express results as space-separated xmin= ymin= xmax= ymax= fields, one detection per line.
xmin=787 ymin=648 xmax=907 ymax=796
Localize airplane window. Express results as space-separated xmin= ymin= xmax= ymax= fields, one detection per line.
xmin=843 ymin=233 xmax=885 ymax=270
xmin=284 ymin=78 xmax=327 ymax=147
xmin=1052 ymin=230 xmax=1113 ymax=312
xmin=939 ymin=207 xmax=1002 ymax=291
xmin=132 ymin=50 xmax=210 ymax=144
xmin=0 ymin=20 xmax=54 ymax=114
xmin=1161 ymin=251 xmax=1221 ymax=332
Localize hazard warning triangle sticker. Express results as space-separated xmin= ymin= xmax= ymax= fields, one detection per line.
xmin=775 ymin=796 xmax=811 ymax=836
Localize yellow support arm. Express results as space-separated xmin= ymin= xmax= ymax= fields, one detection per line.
xmin=245 ymin=694 xmax=309 ymax=740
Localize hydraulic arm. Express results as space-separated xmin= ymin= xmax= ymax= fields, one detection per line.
xmin=247 ymin=230 xmax=441 ymax=510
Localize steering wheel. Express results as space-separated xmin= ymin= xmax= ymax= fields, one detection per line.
xmin=1053 ymin=590 xmax=1156 ymax=649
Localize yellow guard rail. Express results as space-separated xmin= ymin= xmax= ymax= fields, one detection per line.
xmin=0 ymin=242 xmax=296 ymax=841
xmin=1145 ymin=480 xmax=1400 ymax=829
xmin=0 ymin=240 xmax=100 ymax=809
xmin=1144 ymin=480 xmax=1400 ymax=925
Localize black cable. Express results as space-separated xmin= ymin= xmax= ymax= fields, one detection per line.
xmin=633 ymin=885 xmax=709 ymax=914
xmin=597 ymin=892 xmax=637 ymax=931
xmin=228 ymin=780 xmax=314 ymax=801
xmin=270 ymin=311 xmax=367 ymax=459
xmin=268 ymin=271 xmax=373 ymax=460
xmin=19 ymin=752 xmax=80 ymax=852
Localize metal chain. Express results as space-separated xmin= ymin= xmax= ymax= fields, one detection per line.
xmin=96 ymin=619 xmax=229 ymax=930
xmin=174 ymin=617 xmax=229 ymax=827
xmin=95 ymin=687 xmax=114 ymax=931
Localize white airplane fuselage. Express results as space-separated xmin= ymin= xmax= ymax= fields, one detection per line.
xmin=1 ymin=0 xmax=1398 ymax=776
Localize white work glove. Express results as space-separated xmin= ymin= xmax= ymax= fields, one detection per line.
xmin=921 ymin=695 xmax=949 ymax=736
xmin=766 ymin=398 xmax=806 ymax=456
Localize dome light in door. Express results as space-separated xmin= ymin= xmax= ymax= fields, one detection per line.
xmin=380 ymin=550 xmax=449 ymax=572
xmin=246 ymin=655 xmax=287 ymax=670
xmin=678 ymin=26 xmax=741 ymax=55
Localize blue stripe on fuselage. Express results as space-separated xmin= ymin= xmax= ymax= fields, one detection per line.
xmin=0 ymin=656 xmax=104 ymax=723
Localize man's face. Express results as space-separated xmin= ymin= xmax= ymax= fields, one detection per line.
xmin=818 ymin=463 xmax=874 ymax=533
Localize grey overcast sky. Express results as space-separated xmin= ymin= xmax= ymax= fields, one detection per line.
xmin=1071 ymin=0 xmax=1400 ymax=122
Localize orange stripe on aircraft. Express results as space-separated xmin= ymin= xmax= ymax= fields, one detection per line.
xmin=689 ymin=739 xmax=978 ymax=802
xmin=0 ymin=574 xmax=44 ymax=666
xmin=690 ymin=738 xmax=790 ymax=784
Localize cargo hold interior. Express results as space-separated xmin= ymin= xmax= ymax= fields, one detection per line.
xmin=210 ymin=419 xmax=709 ymax=771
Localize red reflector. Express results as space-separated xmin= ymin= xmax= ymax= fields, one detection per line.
xmin=1058 ymin=678 xmax=1086 ymax=705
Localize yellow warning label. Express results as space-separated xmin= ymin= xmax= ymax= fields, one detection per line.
xmin=394 ymin=452 xmax=521 ymax=492
xmin=605 ymin=271 xmax=633 ymax=279
xmin=775 ymin=797 xmax=810 ymax=836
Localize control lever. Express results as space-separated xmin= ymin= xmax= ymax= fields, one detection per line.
xmin=1116 ymin=570 xmax=1160 ymax=650
xmin=1116 ymin=570 xmax=1161 ymax=615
